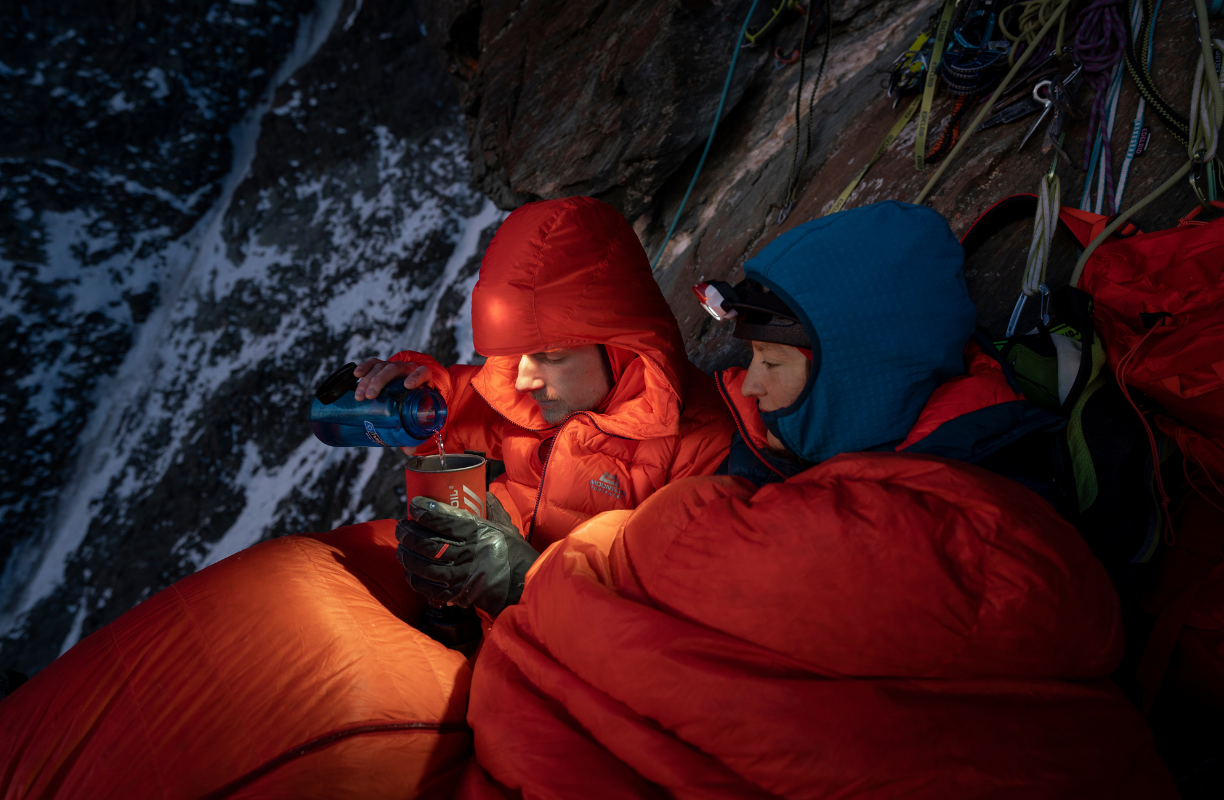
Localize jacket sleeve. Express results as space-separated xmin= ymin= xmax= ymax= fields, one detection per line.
xmin=388 ymin=350 xmax=505 ymax=458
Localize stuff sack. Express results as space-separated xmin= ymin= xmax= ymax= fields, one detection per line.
xmin=1080 ymin=201 xmax=1224 ymax=482
xmin=0 ymin=520 xmax=472 ymax=800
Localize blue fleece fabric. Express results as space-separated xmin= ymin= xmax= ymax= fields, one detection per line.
xmin=749 ymin=201 xmax=977 ymax=464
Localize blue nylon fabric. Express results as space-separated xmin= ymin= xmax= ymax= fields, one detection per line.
xmin=747 ymin=201 xmax=977 ymax=464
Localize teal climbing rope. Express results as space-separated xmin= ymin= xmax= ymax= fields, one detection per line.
xmin=652 ymin=0 xmax=762 ymax=270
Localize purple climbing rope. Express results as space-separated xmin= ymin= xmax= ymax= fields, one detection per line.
xmin=1073 ymin=0 xmax=1127 ymax=211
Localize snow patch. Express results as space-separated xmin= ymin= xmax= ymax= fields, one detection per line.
xmin=106 ymin=91 xmax=136 ymax=114
xmin=1 ymin=0 xmax=347 ymax=633
xmin=343 ymin=0 xmax=364 ymax=31
xmin=143 ymin=67 xmax=170 ymax=100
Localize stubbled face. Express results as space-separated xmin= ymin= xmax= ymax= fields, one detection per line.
xmin=514 ymin=345 xmax=613 ymax=426
xmin=740 ymin=341 xmax=811 ymax=452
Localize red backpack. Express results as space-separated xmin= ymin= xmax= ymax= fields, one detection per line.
xmin=963 ymin=196 xmax=1224 ymax=717
xmin=1080 ymin=201 xmax=1224 ymax=488
xmin=1076 ymin=201 xmax=1224 ymax=716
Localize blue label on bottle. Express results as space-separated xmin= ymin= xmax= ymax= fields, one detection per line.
xmin=364 ymin=421 xmax=387 ymax=446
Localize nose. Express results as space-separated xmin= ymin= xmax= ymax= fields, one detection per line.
xmin=515 ymin=355 xmax=546 ymax=394
xmin=740 ymin=369 xmax=765 ymax=399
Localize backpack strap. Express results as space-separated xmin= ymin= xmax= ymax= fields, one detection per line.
xmin=959 ymin=194 xmax=1142 ymax=259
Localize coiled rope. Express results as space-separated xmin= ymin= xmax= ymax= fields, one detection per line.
xmin=1124 ymin=0 xmax=1190 ymax=146
xmin=1073 ymin=0 xmax=1127 ymax=211
xmin=999 ymin=0 xmax=1069 ymax=66
xmin=1069 ymin=0 xmax=1224 ymax=287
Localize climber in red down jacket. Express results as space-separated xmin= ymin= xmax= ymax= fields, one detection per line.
xmin=353 ymin=196 xmax=731 ymax=619
xmin=457 ymin=201 xmax=1177 ymax=798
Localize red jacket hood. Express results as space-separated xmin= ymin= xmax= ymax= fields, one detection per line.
xmin=470 ymin=197 xmax=689 ymax=439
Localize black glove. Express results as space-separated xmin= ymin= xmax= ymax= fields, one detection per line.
xmin=396 ymin=492 xmax=538 ymax=618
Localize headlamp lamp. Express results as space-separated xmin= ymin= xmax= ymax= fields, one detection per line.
xmin=691 ymin=281 xmax=739 ymax=321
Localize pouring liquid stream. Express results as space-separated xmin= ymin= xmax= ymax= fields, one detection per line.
xmin=434 ymin=430 xmax=448 ymax=469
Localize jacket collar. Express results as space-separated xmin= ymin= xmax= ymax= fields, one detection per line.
xmin=471 ymin=348 xmax=681 ymax=440
xmin=717 ymin=338 xmax=1051 ymax=481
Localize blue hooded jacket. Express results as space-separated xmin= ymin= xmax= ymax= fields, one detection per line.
xmin=747 ymin=201 xmax=978 ymax=463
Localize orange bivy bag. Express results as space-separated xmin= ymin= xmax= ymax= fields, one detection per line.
xmin=0 ymin=521 xmax=472 ymax=800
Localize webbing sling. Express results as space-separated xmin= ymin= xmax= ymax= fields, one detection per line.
xmin=914 ymin=0 xmax=956 ymax=171
xmin=827 ymin=97 xmax=920 ymax=215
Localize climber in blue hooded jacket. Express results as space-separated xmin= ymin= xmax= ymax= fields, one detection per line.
xmin=700 ymin=200 xmax=1065 ymax=494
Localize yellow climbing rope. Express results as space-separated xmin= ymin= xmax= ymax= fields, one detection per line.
xmin=998 ymin=0 xmax=1068 ymax=67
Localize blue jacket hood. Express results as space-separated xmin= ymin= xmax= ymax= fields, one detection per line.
xmin=748 ymin=201 xmax=976 ymax=463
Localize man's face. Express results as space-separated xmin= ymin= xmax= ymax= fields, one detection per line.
xmin=740 ymin=341 xmax=811 ymax=452
xmin=514 ymin=345 xmax=613 ymax=426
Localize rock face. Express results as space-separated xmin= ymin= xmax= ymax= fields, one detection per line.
xmin=426 ymin=0 xmax=768 ymax=215
xmin=429 ymin=0 xmax=1211 ymax=372
xmin=0 ymin=0 xmax=502 ymax=675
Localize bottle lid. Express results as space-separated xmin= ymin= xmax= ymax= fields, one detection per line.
xmin=315 ymin=362 xmax=360 ymax=405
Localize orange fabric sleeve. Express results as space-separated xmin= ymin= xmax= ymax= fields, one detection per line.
xmin=389 ymin=351 xmax=506 ymax=459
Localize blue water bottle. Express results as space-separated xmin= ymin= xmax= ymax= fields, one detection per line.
xmin=310 ymin=362 xmax=447 ymax=448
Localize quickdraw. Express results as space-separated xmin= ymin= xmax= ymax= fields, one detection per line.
xmin=886 ymin=29 xmax=935 ymax=100
xmin=915 ymin=0 xmax=1075 ymax=204
xmin=924 ymin=94 xmax=973 ymax=164
xmin=940 ymin=0 xmax=1011 ymax=97
xmin=1006 ymin=141 xmax=1062 ymax=338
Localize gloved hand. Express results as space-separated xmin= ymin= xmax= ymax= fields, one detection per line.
xmin=396 ymin=492 xmax=537 ymax=618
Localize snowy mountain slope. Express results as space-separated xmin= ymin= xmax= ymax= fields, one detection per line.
xmin=1 ymin=0 xmax=500 ymax=675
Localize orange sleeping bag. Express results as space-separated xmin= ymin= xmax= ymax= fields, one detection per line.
xmin=460 ymin=456 xmax=1177 ymax=798
xmin=0 ymin=521 xmax=472 ymax=800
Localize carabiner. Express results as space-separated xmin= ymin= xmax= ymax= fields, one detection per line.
xmin=1038 ymin=283 xmax=1051 ymax=327
xmin=1189 ymin=153 xmax=1212 ymax=211
xmin=1006 ymin=292 xmax=1027 ymax=338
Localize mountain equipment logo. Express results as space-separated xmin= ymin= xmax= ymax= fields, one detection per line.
xmin=590 ymin=471 xmax=625 ymax=499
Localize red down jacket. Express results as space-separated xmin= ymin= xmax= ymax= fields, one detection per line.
xmin=392 ymin=197 xmax=731 ymax=549
xmin=458 ymin=344 xmax=1177 ymax=798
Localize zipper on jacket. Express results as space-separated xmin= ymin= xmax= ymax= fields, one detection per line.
xmin=467 ymin=371 xmax=639 ymax=544
xmin=525 ymin=410 xmax=631 ymax=545
xmin=715 ymin=372 xmax=787 ymax=481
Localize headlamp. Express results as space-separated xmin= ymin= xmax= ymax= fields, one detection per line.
xmin=691 ymin=281 xmax=739 ymax=321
